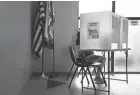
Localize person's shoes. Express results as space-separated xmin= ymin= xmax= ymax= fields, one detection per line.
xmin=94 ymin=77 xmax=106 ymax=84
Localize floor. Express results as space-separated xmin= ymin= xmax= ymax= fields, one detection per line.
xmin=19 ymin=74 xmax=140 ymax=95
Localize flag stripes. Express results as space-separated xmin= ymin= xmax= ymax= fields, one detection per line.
xmin=33 ymin=24 xmax=42 ymax=50
xmin=32 ymin=1 xmax=55 ymax=57
xmin=47 ymin=1 xmax=55 ymax=49
xmin=32 ymin=1 xmax=46 ymax=57
xmin=33 ymin=5 xmax=45 ymax=38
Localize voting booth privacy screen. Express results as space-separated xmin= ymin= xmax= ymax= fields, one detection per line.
xmin=80 ymin=11 xmax=128 ymax=50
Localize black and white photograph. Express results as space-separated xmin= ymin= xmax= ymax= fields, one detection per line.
xmin=1 ymin=0 xmax=140 ymax=95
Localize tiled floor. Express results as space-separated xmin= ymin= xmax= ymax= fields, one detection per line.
xmin=19 ymin=74 xmax=140 ymax=95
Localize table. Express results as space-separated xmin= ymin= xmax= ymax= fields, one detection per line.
xmin=76 ymin=48 xmax=131 ymax=95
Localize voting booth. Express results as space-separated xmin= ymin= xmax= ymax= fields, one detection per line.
xmin=120 ymin=16 xmax=128 ymax=49
xmin=80 ymin=11 xmax=128 ymax=50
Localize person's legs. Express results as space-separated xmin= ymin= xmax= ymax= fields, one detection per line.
xmin=86 ymin=54 xmax=106 ymax=83
xmin=95 ymin=56 xmax=106 ymax=77
xmin=94 ymin=56 xmax=106 ymax=83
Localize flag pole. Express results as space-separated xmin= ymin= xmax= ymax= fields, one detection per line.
xmin=48 ymin=1 xmax=56 ymax=78
xmin=49 ymin=24 xmax=56 ymax=78
xmin=42 ymin=1 xmax=66 ymax=89
xmin=33 ymin=1 xmax=48 ymax=79
xmin=38 ymin=1 xmax=56 ymax=79
xmin=39 ymin=49 xmax=48 ymax=79
xmin=39 ymin=15 xmax=48 ymax=79
xmin=53 ymin=33 xmax=56 ymax=76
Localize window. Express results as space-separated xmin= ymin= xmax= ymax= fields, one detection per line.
xmin=79 ymin=1 xmax=112 ymax=15
xmin=116 ymin=1 xmax=140 ymax=17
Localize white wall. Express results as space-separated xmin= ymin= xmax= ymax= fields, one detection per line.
xmin=0 ymin=1 xmax=32 ymax=95
xmin=53 ymin=1 xmax=79 ymax=72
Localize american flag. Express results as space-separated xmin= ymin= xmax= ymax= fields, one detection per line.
xmin=32 ymin=1 xmax=46 ymax=57
xmin=44 ymin=1 xmax=55 ymax=49
xmin=32 ymin=1 xmax=55 ymax=58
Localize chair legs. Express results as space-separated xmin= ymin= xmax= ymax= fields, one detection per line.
xmin=81 ymin=66 xmax=107 ymax=86
xmin=81 ymin=68 xmax=90 ymax=85
xmin=99 ymin=67 xmax=107 ymax=86
xmin=67 ymin=63 xmax=75 ymax=80
xmin=84 ymin=68 xmax=90 ymax=84
xmin=77 ymin=67 xmax=82 ymax=77
xmin=81 ymin=69 xmax=86 ymax=82
xmin=93 ymin=67 xmax=97 ymax=74
xmin=68 ymin=66 xmax=78 ymax=88
xmin=81 ymin=67 xmax=96 ymax=92
xmin=68 ymin=65 xmax=106 ymax=92
xmin=68 ymin=66 xmax=90 ymax=88
xmin=68 ymin=66 xmax=96 ymax=93
xmin=91 ymin=66 xmax=107 ymax=86
xmin=82 ymin=67 xmax=84 ymax=92
xmin=87 ymin=67 xmax=97 ymax=92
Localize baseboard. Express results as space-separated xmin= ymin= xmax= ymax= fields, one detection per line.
xmin=31 ymin=72 xmax=71 ymax=77
xmin=31 ymin=71 xmax=140 ymax=78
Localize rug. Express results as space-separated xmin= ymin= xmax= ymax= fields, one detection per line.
xmin=46 ymin=80 xmax=67 ymax=89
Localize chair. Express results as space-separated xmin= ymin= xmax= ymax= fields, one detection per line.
xmin=66 ymin=49 xmax=86 ymax=80
xmin=81 ymin=55 xmax=107 ymax=86
xmin=68 ymin=45 xmax=96 ymax=92
xmin=81 ymin=62 xmax=107 ymax=86
xmin=67 ymin=45 xmax=107 ymax=87
xmin=67 ymin=45 xmax=90 ymax=84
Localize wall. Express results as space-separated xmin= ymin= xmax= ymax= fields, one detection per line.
xmin=0 ymin=2 xmax=32 ymax=95
xmin=32 ymin=1 xmax=79 ymax=73
xmin=54 ymin=1 xmax=79 ymax=72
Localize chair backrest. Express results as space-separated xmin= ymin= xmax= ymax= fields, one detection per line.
xmin=69 ymin=45 xmax=77 ymax=64
xmin=69 ymin=45 xmax=86 ymax=66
